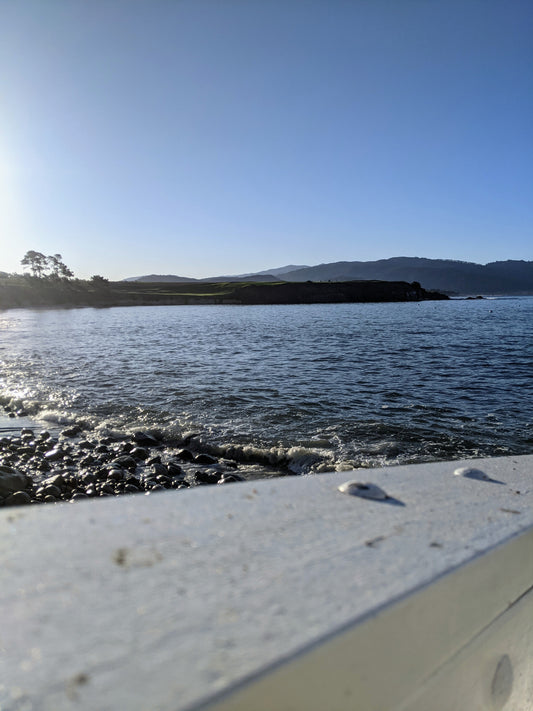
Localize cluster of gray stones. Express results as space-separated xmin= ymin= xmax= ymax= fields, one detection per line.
xmin=0 ymin=426 xmax=245 ymax=508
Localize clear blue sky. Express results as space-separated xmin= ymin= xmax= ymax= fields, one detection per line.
xmin=1 ymin=0 xmax=531 ymax=280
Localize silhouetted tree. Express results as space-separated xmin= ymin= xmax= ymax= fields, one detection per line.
xmin=21 ymin=251 xmax=74 ymax=279
xmin=21 ymin=250 xmax=48 ymax=278
xmin=54 ymin=256 xmax=74 ymax=280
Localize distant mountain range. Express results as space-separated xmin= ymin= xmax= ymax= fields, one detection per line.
xmin=123 ymin=264 xmax=307 ymax=284
xmin=124 ymin=258 xmax=533 ymax=295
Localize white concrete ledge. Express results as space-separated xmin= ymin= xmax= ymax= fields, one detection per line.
xmin=1 ymin=455 xmax=532 ymax=710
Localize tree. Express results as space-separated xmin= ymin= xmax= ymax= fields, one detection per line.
xmin=90 ymin=275 xmax=109 ymax=285
xmin=21 ymin=251 xmax=47 ymax=278
xmin=21 ymin=251 xmax=74 ymax=280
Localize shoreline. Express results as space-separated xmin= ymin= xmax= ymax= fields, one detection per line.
xmin=0 ymin=277 xmax=448 ymax=310
xmin=0 ymin=417 xmax=282 ymax=508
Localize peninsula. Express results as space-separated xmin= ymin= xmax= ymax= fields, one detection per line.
xmin=0 ymin=276 xmax=447 ymax=310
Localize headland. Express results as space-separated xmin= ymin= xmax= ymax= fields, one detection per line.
xmin=0 ymin=276 xmax=448 ymax=310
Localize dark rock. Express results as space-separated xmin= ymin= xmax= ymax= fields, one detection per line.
xmin=151 ymin=463 xmax=168 ymax=477
xmin=78 ymin=440 xmax=95 ymax=450
xmin=194 ymin=453 xmax=218 ymax=465
xmin=0 ymin=466 xmax=31 ymax=496
xmin=146 ymin=455 xmax=162 ymax=465
xmin=107 ymin=469 xmax=124 ymax=482
xmin=94 ymin=468 xmax=111 ymax=481
xmin=221 ymin=459 xmax=238 ymax=469
xmin=94 ymin=444 xmax=109 ymax=454
xmin=44 ymin=495 xmax=57 ymax=504
xmin=18 ymin=446 xmax=35 ymax=455
xmin=100 ymin=435 xmax=122 ymax=444
xmin=44 ymin=448 xmax=64 ymax=461
xmin=132 ymin=431 xmax=160 ymax=447
xmin=61 ymin=425 xmax=82 ymax=438
xmin=5 ymin=490 xmax=32 ymax=506
xmin=124 ymin=484 xmax=140 ymax=494
xmin=111 ymin=455 xmax=138 ymax=471
xmin=167 ymin=462 xmax=184 ymax=477
xmin=41 ymin=485 xmax=62 ymax=498
xmin=42 ymin=474 xmax=66 ymax=489
xmin=71 ymin=493 xmax=88 ymax=501
xmin=176 ymin=448 xmax=194 ymax=462
xmin=38 ymin=431 xmax=52 ymax=441
xmin=193 ymin=470 xmax=220 ymax=485
xmin=130 ymin=447 xmax=149 ymax=460
xmin=80 ymin=454 xmax=96 ymax=467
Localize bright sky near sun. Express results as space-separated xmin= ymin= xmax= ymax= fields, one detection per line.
xmin=0 ymin=0 xmax=531 ymax=280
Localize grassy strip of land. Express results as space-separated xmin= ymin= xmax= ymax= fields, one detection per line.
xmin=0 ymin=276 xmax=448 ymax=310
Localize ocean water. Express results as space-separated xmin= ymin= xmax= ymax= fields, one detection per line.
xmin=1 ymin=297 xmax=532 ymax=473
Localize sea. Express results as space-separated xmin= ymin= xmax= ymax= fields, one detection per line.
xmin=1 ymin=297 xmax=532 ymax=475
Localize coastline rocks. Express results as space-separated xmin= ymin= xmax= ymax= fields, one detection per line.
xmin=0 ymin=426 xmax=284 ymax=509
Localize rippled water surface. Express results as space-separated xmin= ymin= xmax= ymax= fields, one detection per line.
xmin=1 ymin=298 xmax=532 ymax=471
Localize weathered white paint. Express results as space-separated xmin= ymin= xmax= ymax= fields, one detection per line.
xmin=1 ymin=455 xmax=532 ymax=711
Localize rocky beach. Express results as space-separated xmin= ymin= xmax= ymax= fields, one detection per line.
xmin=0 ymin=408 xmax=288 ymax=508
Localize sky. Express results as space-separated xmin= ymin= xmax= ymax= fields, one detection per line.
xmin=0 ymin=0 xmax=532 ymax=280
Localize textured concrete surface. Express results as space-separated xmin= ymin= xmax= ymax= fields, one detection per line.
xmin=1 ymin=455 xmax=532 ymax=711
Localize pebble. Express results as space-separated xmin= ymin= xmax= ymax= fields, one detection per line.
xmin=5 ymin=491 xmax=32 ymax=506
xmin=194 ymin=470 xmax=220 ymax=485
xmin=44 ymin=448 xmax=64 ymax=461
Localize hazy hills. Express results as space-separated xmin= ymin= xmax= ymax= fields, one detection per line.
xmin=125 ymin=257 xmax=533 ymax=295
xmin=123 ymin=264 xmax=306 ymax=284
